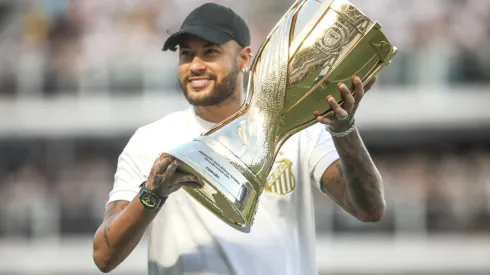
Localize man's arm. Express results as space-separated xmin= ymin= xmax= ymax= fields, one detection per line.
xmin=314 ymin=76 xmax=385 ymax=222
xmin=320 ymin=129 xmax=385 ymax=222
xmin=93 ymin=199 xmax=158 ymax=273
xmin=93 ymin=154 xmax=201 ymax=273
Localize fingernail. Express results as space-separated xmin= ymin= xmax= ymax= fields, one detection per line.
xmin=337 ymin=82 xmax=343 ymax=88
xmin=354 ymin=76 xmax=361 ymax=83
xmin=341 ymin=83 xmax=348 ymax=89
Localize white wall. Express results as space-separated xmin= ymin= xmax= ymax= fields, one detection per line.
xmin=1 ymin=86 xmax=490 ymax=138
xmin=1 ymin=235 xmax=489 ymax=274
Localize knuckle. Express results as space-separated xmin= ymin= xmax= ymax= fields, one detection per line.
xmin=160 ymin=153 xmax=173 ymax=161
xmin=169 ymin=161 xmax=179 ymax=171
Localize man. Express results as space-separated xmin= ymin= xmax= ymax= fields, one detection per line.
xmin=93 ymin=3 xmax=385 ymax=275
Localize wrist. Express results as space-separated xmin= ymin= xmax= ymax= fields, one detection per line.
xmin=326 ymin=121 xmax=356 ymax=138
xmin=139 ymin=181 xmax=167 ymax=210
xmin=143 ymin=180 xmax=157 ymax=192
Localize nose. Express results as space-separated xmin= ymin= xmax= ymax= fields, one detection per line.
xmin=189 ymin=56 xmax=207 ymax=74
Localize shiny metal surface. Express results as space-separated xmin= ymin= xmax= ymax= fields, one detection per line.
xmin=166 ymin=0 xmax=398 ymax=232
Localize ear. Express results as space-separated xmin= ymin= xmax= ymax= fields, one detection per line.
xmin=239 ymin=46 xmax=252 ymax=72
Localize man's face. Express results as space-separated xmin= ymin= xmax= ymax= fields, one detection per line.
xmin=178 ymin=35 xmax=242 ymax=106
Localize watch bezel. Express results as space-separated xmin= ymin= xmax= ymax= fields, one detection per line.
xmin=139 ymin=182 xmax=166 ymax=209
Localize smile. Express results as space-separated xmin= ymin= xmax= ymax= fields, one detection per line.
xmin=188 ymin=78 xmax=211 ymax=88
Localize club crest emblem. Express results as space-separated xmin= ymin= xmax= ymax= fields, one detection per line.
xmin=265 ymin=152 xmax=296 ymax=196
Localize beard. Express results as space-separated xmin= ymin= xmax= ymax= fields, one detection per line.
xmin=180 ymin=65 xmax=240 ymax=107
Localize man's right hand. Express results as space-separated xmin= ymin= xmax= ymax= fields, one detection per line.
xmin=145 ymin=153 xmax=203 ymax=197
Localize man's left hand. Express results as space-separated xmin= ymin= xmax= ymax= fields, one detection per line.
xmin=314 ymin=75 xmax=376 ymax=133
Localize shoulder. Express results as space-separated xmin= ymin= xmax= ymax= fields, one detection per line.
xmin=296 ymin=123 xmax=336 ymax=157
xmin=304 ymin=123 xmax=330 ymax=138
xmin=138 ymin=109 xmax=187 ymax=135
xmin=126 ymin=108 xmax=189 ymax=151
xmin=296 ymin=123 xmax=333 ymax=144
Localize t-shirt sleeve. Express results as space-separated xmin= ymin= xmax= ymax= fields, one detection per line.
xmin=107 ymin=129 xmax=149 ymax=206
xmin=307 ymin=123 xmax=340 ymax=190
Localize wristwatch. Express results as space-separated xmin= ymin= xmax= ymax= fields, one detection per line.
xmin=138 ymin=181 xmax=167 ymax=210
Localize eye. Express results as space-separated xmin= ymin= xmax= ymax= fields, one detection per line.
xmin=206 ymin=49 xmax=219 ymax=55
xmin=180 ymin=50 xmax=192 ymax=56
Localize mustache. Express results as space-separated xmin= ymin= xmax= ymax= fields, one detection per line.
xmin=184 ymin=72 xmax=217 ymax=82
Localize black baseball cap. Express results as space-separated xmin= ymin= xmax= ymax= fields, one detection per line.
xmin=162 ymin=3 xmax=250 ymax=51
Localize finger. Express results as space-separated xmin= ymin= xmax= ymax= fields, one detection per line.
xmin=164 ymin=160 xmax=180 ymax=179
xmin=174 ymin=174 xmax=199 ymax=184
xmin=152 ymin=156 xmax=174 ymax=174
xmin=327 ymin=95 xmax=348 ymax=119
xmin=177 ymin=181 xmax=204 ymax=189
xmin=337 ymin=82 xmax=355 ymax=112
xmin=313 ymin=109 xmax=332 ymax=119
xmin=159 ymin=152 xmax=173 ymax=160
xmin=352 ymin=76 xmax=365 ymax=102
xmin=313 ymin=110 xmax=331 ymax=117
xmin=363 ymin=76 xmax=377 ymax=94
xmin=316 ymin=114 xmax=332 ymax=125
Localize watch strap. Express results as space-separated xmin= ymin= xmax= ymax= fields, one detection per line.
xmin=138 ymin=181 xmax=167 ymax=209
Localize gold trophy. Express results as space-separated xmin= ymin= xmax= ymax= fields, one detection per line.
xmin=167 ymin=0 xmax=397 ymax=232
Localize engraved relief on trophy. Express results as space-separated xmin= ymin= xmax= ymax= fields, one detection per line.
xmin=330 ymin=1 xmax=370 ymax=32
xmin=288 ymin=13 xmax=360 ymax=88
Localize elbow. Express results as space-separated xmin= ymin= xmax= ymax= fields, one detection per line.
xmin=359 ymin=176 xmax=386 ymax=223
xmin=93 ymin=239 xmax=115 ymax=273
xmin=361 ymin=211 xmax=384 ymax=223
xmin=93 ymin=250 xmax=114 ymax=273
xmin=358 ymin=199 xmax=386 ymax=223
xmin=95 ymin=264 xmax=112 ymax=274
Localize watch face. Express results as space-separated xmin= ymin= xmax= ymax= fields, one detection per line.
xmin=141 ymin=191 xmax=158 ymax=208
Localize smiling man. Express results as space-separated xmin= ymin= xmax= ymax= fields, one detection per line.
xmin=92 ymin=3 xmax=386 ymax=275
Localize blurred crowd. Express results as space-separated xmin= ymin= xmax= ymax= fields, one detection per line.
xmin=1 ymin=139 xmax=489 ymax=238
xmin=0 ymin=0 xmax=489 ymax=98
xmin=0 ymin=0 xmax=286 ymax=98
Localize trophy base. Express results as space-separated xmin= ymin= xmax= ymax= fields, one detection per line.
xmin=167 ymin=140 xmax=259 ymax=233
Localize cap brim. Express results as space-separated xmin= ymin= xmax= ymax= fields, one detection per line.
xmin=162 ymin=25 xmax=233 ymax=51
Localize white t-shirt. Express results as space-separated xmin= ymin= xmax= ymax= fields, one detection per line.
xmin=107 ymin=107 xmax=339 ymax=275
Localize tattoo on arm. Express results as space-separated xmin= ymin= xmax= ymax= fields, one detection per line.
xmin=322 ymin=129 xmax=384 ymax=221
xmin=321 ymin=161 xmax=358 ymax=216
xmin=336 ymin=163 xmax=344 ymax=178
xmin=103 ymin=201 xmax=130 ymax=249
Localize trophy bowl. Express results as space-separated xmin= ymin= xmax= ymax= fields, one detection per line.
xmin=167 ymin=0 xmax=398 ymax=232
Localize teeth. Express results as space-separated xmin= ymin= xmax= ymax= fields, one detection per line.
xmin=191 ymin=79 xmax=208 ymax=84
xmin=191 ymin=79 xmax=208 ymax=83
